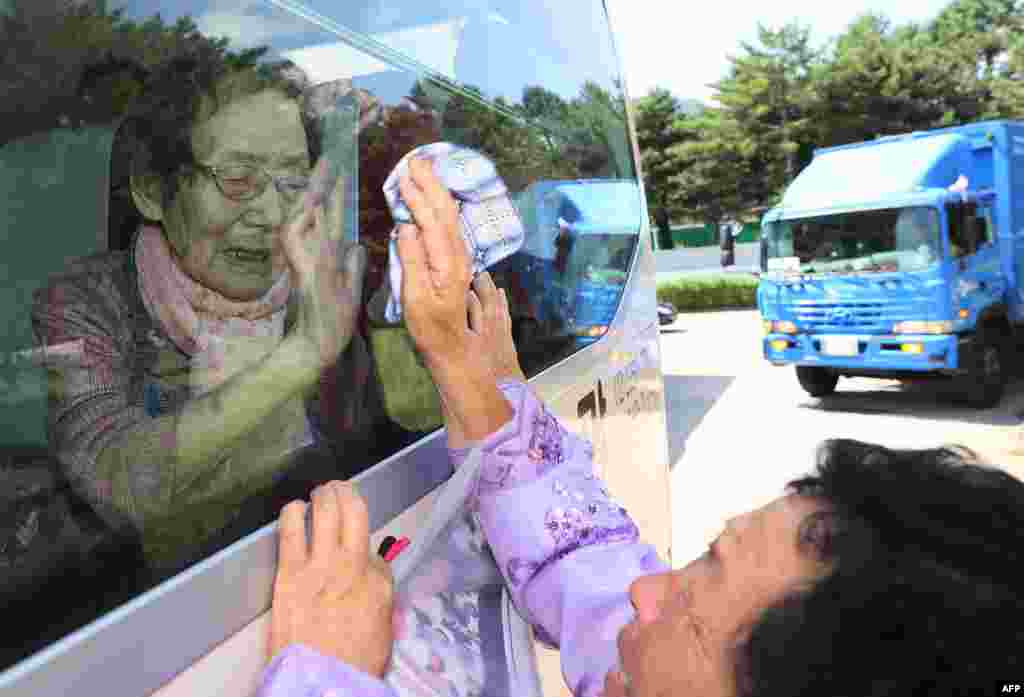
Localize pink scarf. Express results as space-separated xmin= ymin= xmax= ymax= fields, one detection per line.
xmin=135 ymin=225 xmax=291 ymax=394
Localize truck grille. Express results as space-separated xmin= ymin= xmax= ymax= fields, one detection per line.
xmin=792 ymin=301 xmax=917 ymax=331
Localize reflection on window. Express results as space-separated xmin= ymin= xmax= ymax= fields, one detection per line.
xmin=508 ymin=180 xmax=639 ymax=350
xmin=0 ymin=0 xmax=639 ymax=670
xmin=282 ymin=19 xmax=464 ymax=83
xmin=765 ymin=207 xmax=941 ymax=275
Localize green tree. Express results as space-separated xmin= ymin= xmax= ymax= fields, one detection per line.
xmin=711 ymin=22 xmax=820 ymax=204
xmin=637 ymin=25 xmax=819 ymax=238
xmin=931 ymin=0 xmax=1021 ymax=75
xmin=669 ymin=109 xmax=751 ymax=232
xmin=928 ymin=0 xmax=1024 ymax=117
xmin=438 ymin=83 xmax=567 ymax=190
xmin=563 ymin=80 xmax=632 ymax=178
xmin=520 ymin=85 xmax=572 ymax=152
xmin=633 ymin=88 xmax=690 ymax=249
xmin=812 ymin=12 xmax=987 ymax=146
xmin=632 ymin=0 xmax=1024 ymax=239
xmin=0 ymin=0 xmax=266 ymax=145
xmin=989 ymin=36 xmax=1024 ymax=116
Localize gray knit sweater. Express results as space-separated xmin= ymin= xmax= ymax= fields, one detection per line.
xmin=31 ymin=249 xmax=382 ymax=567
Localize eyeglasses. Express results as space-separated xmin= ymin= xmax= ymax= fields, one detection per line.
xmin=192 ymin=162 xmax=312 ymax=202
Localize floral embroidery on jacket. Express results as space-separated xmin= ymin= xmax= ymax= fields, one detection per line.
xmin=387 ymin=509 xmax=501 ymax=697
xmin=503 ymin=484 xmax=638 ymax=592
xmin=478 ymin=403 xmax=571 ymax=498
xmin=390 ymin=590 xmax=485 ymax=697
xmin=546 ymin=506 xmax=587 ymax=545
xmin=527 ymin=408 xmax=564 ymax=475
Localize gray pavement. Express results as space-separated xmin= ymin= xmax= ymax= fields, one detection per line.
xmin=658 ymin=309 xmax=1024 ymax=566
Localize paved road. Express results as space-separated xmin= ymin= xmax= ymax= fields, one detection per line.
xmin=658 ymin=310 xmax=1024 ymax=565
xmin=656 ymin=242 xmax=760 ymax=278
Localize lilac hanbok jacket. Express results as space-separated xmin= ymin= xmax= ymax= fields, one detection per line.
xmin=257 ymin=379 xmax=669 ymax=697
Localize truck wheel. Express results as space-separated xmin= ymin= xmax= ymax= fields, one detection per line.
xmin=796 ymin=366 xmax=839 ymax=397
xmin=962 ymin=332 xmax=1007 ymax=409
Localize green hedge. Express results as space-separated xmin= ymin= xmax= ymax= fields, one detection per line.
xmin=657 ymin=275 xmax=758 ymax=312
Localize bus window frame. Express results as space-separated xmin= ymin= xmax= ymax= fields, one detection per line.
xmin=0 ymin=431 xmax=451 ymax=696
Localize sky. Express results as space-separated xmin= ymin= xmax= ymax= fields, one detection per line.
xmin=604 ymin=0 xmax=956 ymax=104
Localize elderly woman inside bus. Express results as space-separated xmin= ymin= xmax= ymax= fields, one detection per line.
xmin=258 ymin=157 xmax=1024 ymax=697
xmin=31 ymin=56 xmax=386 ymax=570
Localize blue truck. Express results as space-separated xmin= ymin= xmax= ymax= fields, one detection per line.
xmin=758 ymin=120 xmax=1024 ymax=408
xmin=509 ymin=179 xmax=643 ymax=346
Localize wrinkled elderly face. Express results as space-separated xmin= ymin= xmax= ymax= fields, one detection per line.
xmin=617 ymin=495 xmax=830 ymax=696
xmin=161 ymin=89 xmax=310 ymax=301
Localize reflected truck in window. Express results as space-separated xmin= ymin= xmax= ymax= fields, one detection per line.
xmin=0 ymin=2 xmax=670 ymax=696
xmin=511 ymin=179 xmax=641 ymax=347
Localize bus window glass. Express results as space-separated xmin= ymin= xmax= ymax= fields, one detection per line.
xmin=0 ymin=0 xmax=640 ymax=670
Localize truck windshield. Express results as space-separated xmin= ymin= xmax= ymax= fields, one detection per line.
xmin=764 ymin=206 xmax=941 ymax=274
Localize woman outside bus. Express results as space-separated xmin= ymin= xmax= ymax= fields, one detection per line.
xmin=260 ymin=157 xmax=1023 ymax=696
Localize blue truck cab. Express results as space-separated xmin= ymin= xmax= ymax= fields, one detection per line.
xmin=758 ymin=120 xmax=1024 ymax=407
xmin=509 ymin=179 xmax=640 ymax=347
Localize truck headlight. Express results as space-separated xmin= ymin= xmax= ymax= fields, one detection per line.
xmin=892 ymin=321 xmax=953 ymax=335
xmin=764 ymin=320 xmax=798 ymax=334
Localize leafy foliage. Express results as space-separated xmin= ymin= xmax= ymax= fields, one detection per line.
xmin=656 ymin=275 xmax=758 ymax=312
xmin=636 ymin=1 xmax=1024 ymax=233
xmin=0 ymin=0 xmax=263 ymax=145
xmin=634 ymin=89 xmax=689 ymax=248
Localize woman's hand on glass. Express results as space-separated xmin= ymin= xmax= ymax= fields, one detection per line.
xmin=395 ymin=157 xmax=474 ymax=371
xmin=280 ymin=159 xmax=366 ymax=376
xmin=269 ymin=481 xmax=394 ymax=677
xmin=396 ymin=157 xmax=512 ymax=443
xmin=467 ymin=271 xmax=526 ymax=383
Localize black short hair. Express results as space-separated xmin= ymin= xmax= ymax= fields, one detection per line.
xmin=736 ymin=438 xmax=1024 ymax=696
xmin=123 ymin=53 xmax=322 ymax=208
